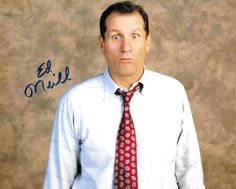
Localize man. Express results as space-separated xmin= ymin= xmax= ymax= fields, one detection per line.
xmin=43 ymin=1 xmax=205 ymax=189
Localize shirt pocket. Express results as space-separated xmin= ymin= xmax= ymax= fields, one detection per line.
xmin=80 ymin=131 xmax=113 ymax=168
xmin=148 ymin=146 xmax=176 ymax=178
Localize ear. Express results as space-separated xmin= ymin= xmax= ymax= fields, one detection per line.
xmin=146 ymin=35 xmax=151 ymax=52
xmin=98 ymin=35 xmax=105 ymax=54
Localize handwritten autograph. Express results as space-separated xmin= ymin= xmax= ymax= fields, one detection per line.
xmin=24 ymin=59 xmax=71 ymax=98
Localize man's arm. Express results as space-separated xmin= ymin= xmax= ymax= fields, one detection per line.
xmin=175 ymin=89 xmax=205 ymax=189
xmin=43 ymin=95 xmax=80 ymax=189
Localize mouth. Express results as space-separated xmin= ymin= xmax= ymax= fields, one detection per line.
xmin=120 ymin=58 xmax=133 ymax=63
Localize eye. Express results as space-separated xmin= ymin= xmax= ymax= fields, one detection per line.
xmin=132 ymin=33 xmax=140 ymax=39
xmin=112 ymin=34 xmax=121 ymax=40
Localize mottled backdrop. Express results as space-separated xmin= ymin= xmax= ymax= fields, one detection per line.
xmin=0 ymin=0 xmax=235 ymax=188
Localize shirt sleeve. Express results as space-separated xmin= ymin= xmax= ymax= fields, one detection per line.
xmin=175 ymin=88 xmax=205 ymax=189
xmin=43 ymin=95 xmax=80 ymax=189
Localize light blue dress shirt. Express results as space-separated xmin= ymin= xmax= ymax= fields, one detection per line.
xmin=43 ymin=67 xmax=205 ymax=189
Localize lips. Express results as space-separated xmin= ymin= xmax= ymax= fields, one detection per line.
xmin=120 ymin=58 xmax=133 ymax=63
xmin=121 ymin=58 xmax=132 ymax=60
xmin=120 ymin=57 xmax=133 ymax=61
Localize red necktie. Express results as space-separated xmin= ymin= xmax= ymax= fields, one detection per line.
xmin=114 ymin=83 xmax=141 ymax=189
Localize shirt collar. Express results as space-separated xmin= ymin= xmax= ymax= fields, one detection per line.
xmin=103 ymin=67 xmax=120 ymax=100
xmin=103 ymin=66 xmax=147 ymax=100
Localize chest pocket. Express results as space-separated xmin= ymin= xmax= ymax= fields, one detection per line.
xmin=80 ymin=130 xmax=114 ymax=168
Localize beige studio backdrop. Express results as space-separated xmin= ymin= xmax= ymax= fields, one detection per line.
xmin=0 ymin=0 xmax=235 ymax=188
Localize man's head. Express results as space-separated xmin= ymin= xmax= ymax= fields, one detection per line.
xmin=98 ymin=1 xmax=151 ymax=89
xmin=100 ymin=1 xmax=149 ymax=40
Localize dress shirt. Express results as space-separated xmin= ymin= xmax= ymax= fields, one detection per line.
xmin=43 ymin=67 xmax=205 ymax=189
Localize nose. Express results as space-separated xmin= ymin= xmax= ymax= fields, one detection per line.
xmin=121 ymin=37 xmax=132 ymax=53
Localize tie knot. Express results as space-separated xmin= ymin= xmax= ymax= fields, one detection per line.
xmin=115 ymin=83 xmax=141 ymax=103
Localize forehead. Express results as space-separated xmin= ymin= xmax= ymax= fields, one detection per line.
xmin=105 ymin=12 xmax=145 ymax=32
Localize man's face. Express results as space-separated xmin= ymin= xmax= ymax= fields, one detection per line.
xmin=99 ymin=12 xmax=151 ymax=86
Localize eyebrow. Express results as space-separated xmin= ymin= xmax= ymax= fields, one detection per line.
xmin=109 ymin=28 xmax=143 ymax=33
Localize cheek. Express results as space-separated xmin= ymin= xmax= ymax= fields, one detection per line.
xmin=103 ymin=48 xmax=117 ymax=63
xmin=105 ymin=44 xmax=120 ymax=57
xmin=134 ymin=45 xmax=147 ymax=58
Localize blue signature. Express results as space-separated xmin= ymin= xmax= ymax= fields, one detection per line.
xmin=24 ymin=59 xmax=71 ymax=98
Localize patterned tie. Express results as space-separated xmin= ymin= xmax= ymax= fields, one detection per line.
xmin=114 ymin=83 xmax=141 ymax=189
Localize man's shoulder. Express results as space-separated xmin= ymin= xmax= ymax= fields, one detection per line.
xmin=145 ymin=69 xmax=184 ymax=89
xmin=145 ymin=69 xmax=187 ymax=100
xmin=62 ymin=73 xmax=104 ymax=100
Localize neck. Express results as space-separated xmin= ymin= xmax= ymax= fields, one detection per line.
xmin=113 ymin=77 xmax=136 ymax=90
xmin=109 ymin=69 xmax=144 ymax=90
